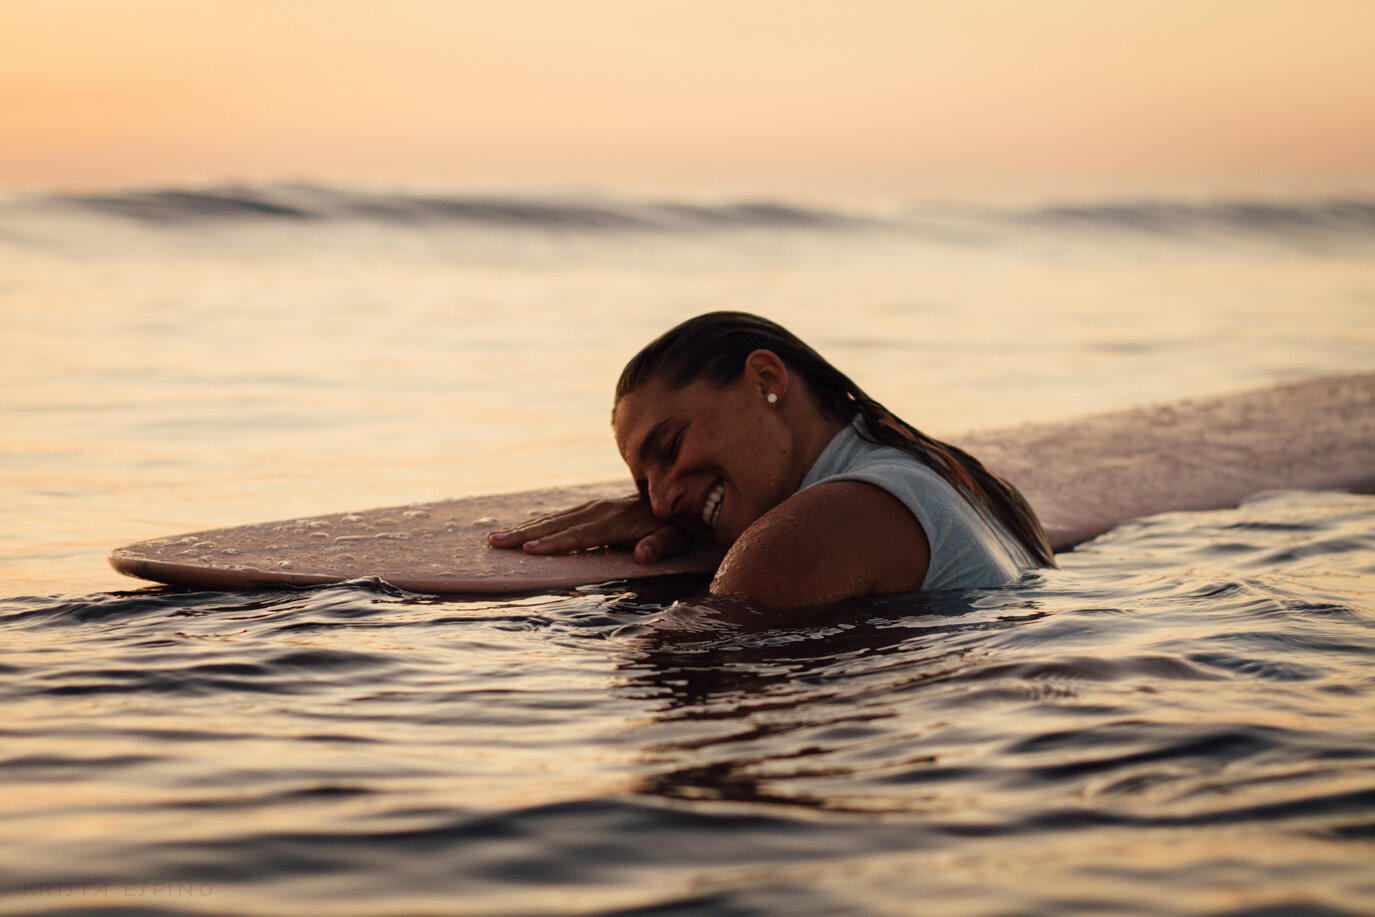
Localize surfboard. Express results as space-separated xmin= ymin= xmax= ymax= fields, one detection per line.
xmin=110 ymin=372 xmax=1375 ymax=594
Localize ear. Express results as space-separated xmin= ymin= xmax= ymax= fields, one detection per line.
xmin=743 ymin=349 xmax=789 ymax=402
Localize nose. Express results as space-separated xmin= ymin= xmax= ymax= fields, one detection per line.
xmin=646 ymin=472 xmax=686 ymax=520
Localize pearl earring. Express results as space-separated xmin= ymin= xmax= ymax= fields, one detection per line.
xmin=766 ymin=392 xmax=778 ymax=404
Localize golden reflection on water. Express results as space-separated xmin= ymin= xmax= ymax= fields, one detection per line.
xmin=805 ymin=828 xmax=1375 ymax=916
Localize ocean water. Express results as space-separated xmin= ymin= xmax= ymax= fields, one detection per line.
xmin=1 ymin=185 xmax=1374 ymax=915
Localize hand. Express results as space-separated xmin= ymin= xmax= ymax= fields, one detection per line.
xmin=486 ymin=495 xmax=689 ymax=564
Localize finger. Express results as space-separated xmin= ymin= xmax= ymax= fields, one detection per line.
xmin=489 ymin=497 xmax=649 ymax=552
xmin=633 ymin=524 xmax=689 ymax=564
xmin=488 ymin=527 xmax=541 ymax=548
xmin=487 ymin=529 xmax=520 ymax=548
xmin=488 ymin=502 xmax=601 ymax=547
xmin=519 ymin=523 xmax=616 ymax=555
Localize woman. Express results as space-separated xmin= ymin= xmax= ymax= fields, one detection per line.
xmin=489 ymin=312 xmax=1054 ymax=607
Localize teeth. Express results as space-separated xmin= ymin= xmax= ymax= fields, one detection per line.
xmin=701 ymin=483 xmax=724 ymax=528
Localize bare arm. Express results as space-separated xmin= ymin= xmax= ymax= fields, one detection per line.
xmin=710 ymin=481 xmax=929 ymax=607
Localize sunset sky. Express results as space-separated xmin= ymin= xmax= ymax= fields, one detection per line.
xmin=3 ymin=0 xmax=1373 ymax=200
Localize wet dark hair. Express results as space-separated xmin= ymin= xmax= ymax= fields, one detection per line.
xmin=615 ymin=311 xmax=1055 ymax=567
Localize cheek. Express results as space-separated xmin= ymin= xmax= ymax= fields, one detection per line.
xmin=734 ymin=446 xmax=793 ymax=517
xmin=707 ymin=409 xmax=793 ymax=506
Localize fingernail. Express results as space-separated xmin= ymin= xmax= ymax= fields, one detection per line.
xmin=525 ymin=539 xmax=540 ymax=549
xmin=636 ymin=543 xmax=654 ymax=562
xmin=489 ymin=531 xmax=507 ymax=540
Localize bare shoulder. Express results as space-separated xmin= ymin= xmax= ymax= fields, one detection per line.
xmin=709 ymin=480 xmax=930 ymax=607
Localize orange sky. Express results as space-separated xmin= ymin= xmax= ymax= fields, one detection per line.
xmin=2 ymin=0 xmax=1373 ymax=199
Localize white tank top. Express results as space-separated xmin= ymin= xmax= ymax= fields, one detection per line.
xmin=799 ymin=420 xmax=1034 ymax=590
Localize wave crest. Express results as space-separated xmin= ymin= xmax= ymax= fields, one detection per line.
xmin=36 ymin=183 xmax=1375 ymax=244
xmin=53 ymin=184 xmax=853 ymax=231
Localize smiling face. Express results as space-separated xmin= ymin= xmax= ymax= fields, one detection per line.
xmin=613 ymin=351 xmax=844 ymax=546
xmin=614 ymin=376 xmax=796 ymax=545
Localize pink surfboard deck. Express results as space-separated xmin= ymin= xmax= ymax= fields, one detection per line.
xmin=110 ymin=373 xmax=1375 ymax=594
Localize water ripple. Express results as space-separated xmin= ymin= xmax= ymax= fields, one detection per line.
xmin=2 ymin=492 xmax=1373 ymax=916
